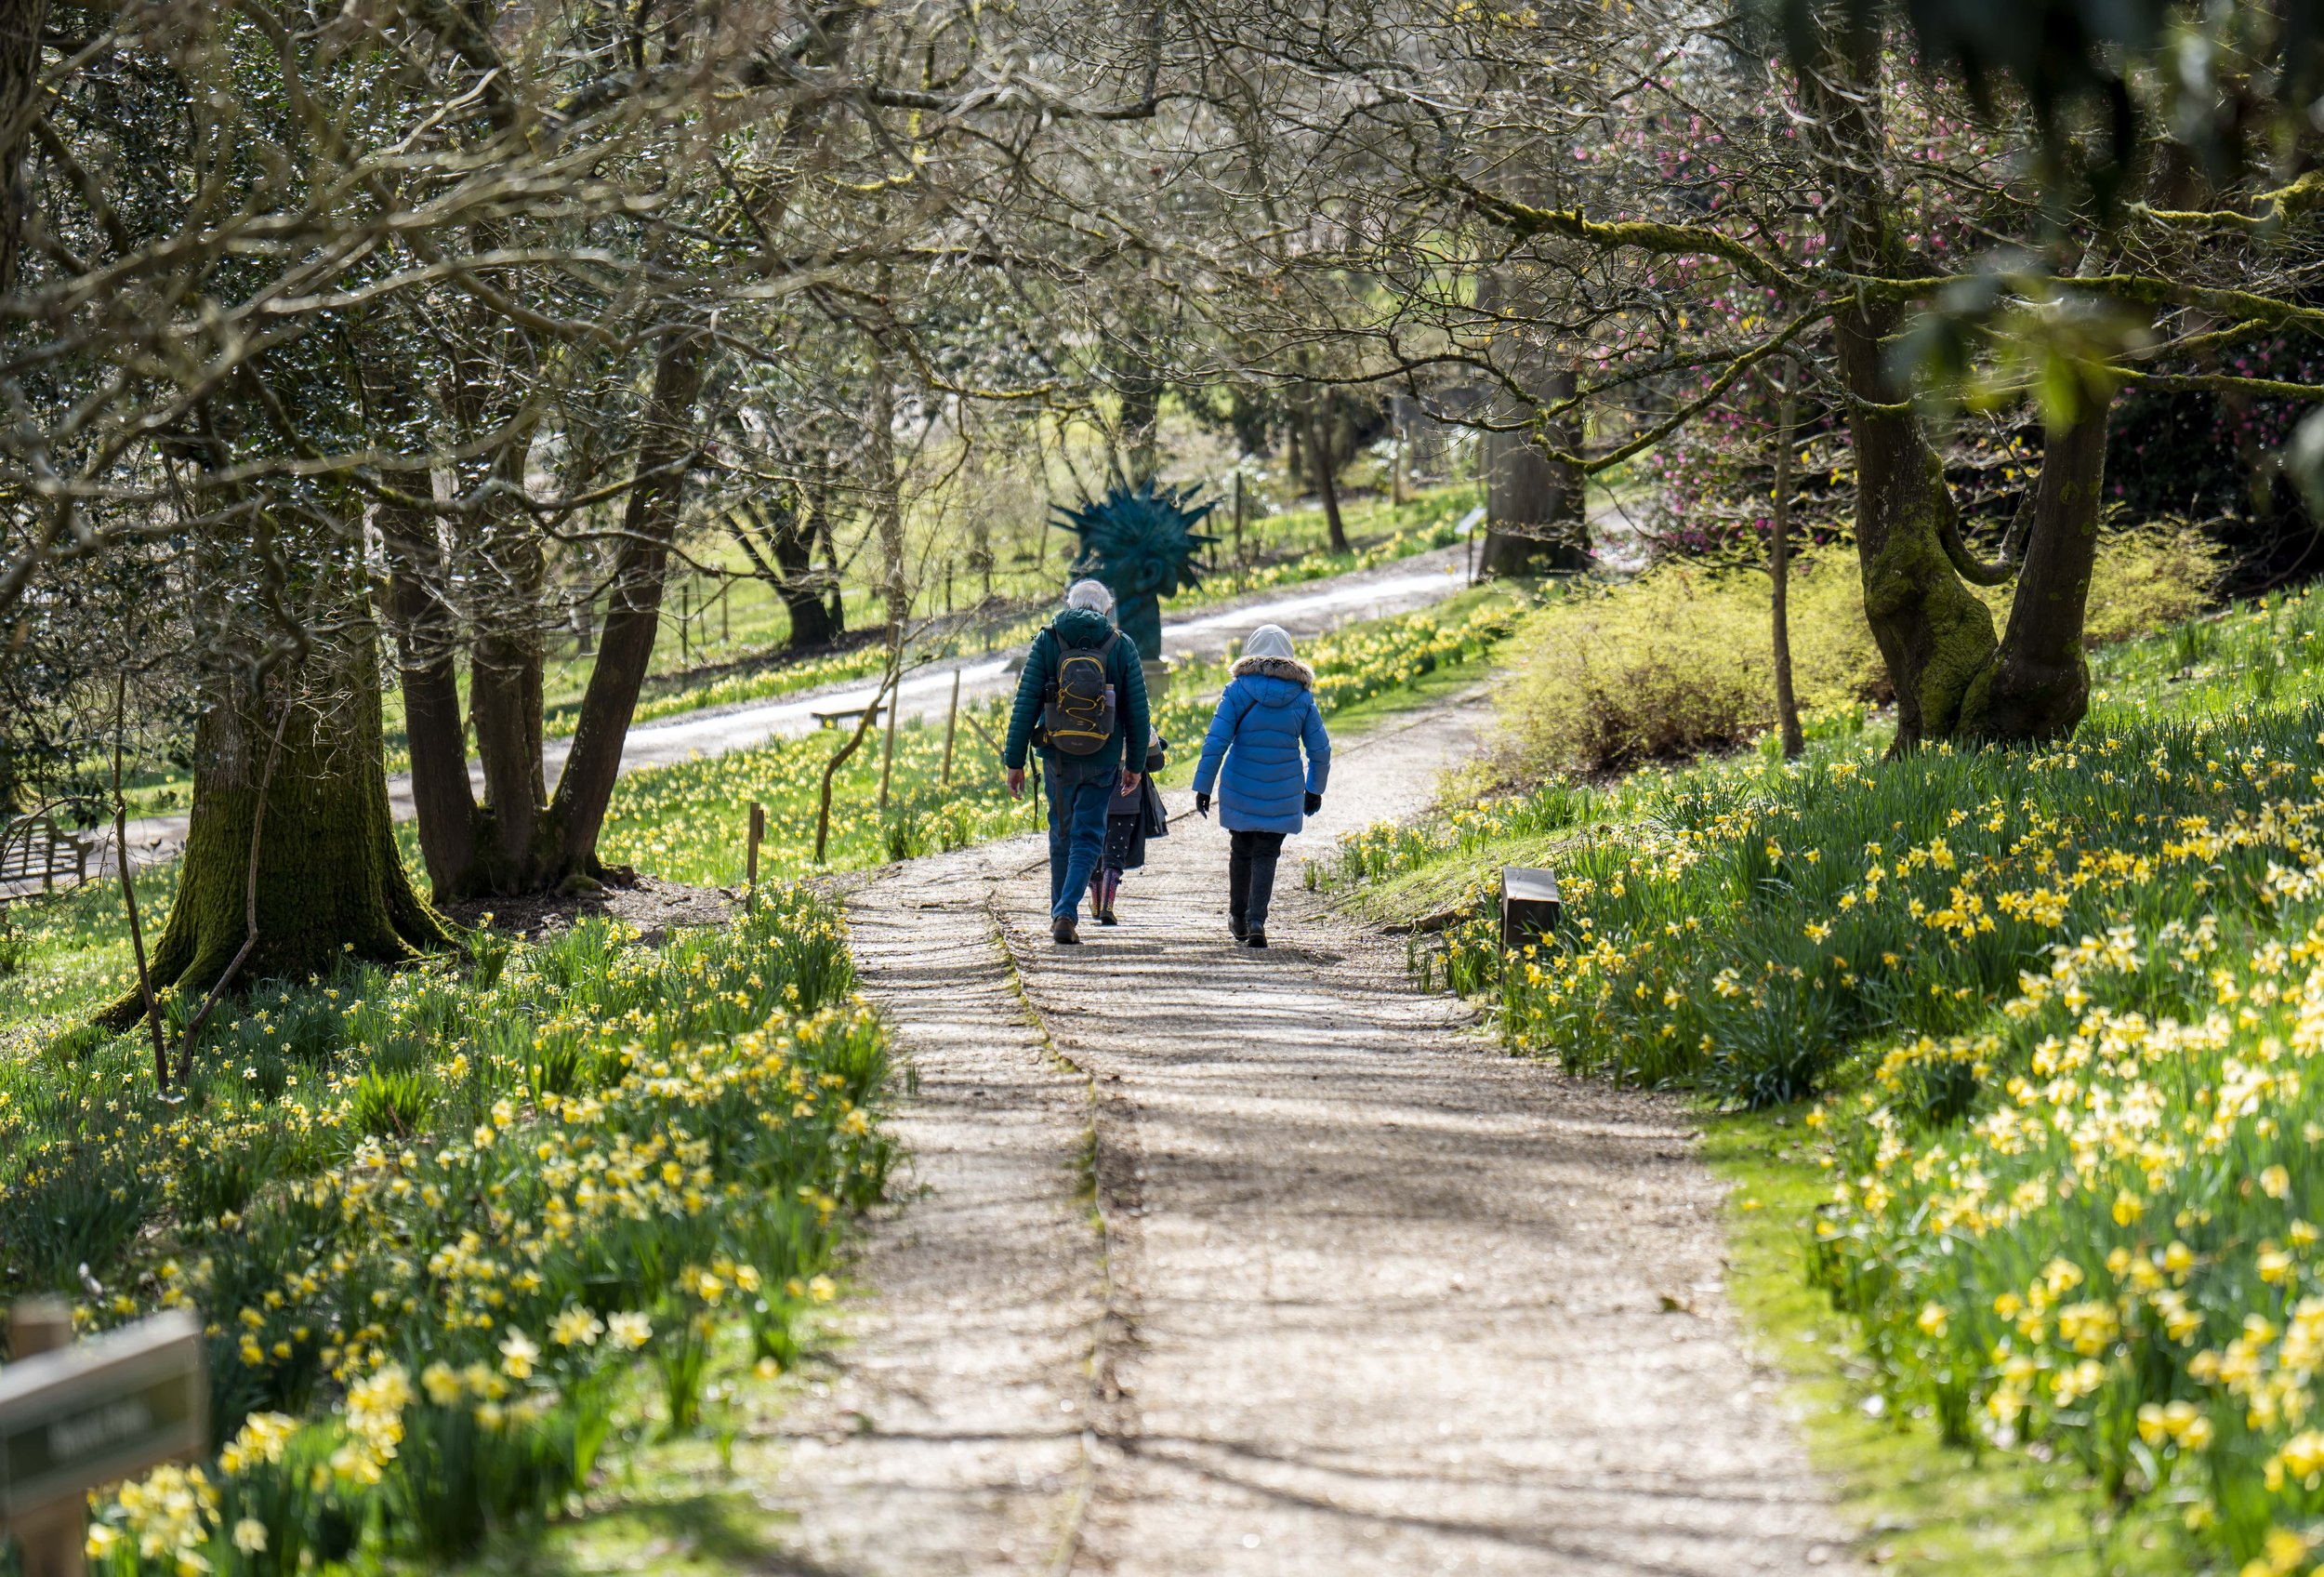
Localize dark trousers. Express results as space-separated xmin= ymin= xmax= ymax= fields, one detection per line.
xmin=1045 ymin=770 xmax=1115 ymax=921
xmin=1229 ymin=829 xmax=1287 ymax=930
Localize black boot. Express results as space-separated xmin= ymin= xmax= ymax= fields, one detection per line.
xmin=1246 ymin=928 xmax=1268 ymax=949
xmin=1228 ymin=834 xmax=1253 ymax=941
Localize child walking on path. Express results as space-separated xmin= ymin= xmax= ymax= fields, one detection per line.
xmin=1191 ymin=624 xmax=1330 ymax=949
xmin=1089 ymin=728 xmax=1169 ymax=924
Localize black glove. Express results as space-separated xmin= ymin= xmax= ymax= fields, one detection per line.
xmin=1304 ymin=790 xmax=1323 ymax=815
xmin=1195 ymin=791 xmax=1211 ymax=816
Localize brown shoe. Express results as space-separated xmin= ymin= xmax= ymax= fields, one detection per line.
xmin=1052 ymin=916 xmax=1080 ymax=945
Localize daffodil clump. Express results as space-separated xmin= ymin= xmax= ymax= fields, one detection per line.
xmin=2 ymin=888 xmax=890 ymax=1572
xmin=1812 ymin=891 xmax=2324 ymax=1570
xmin=1324 ymin=578 xmax=2324 ymax=1570
xmin=1335 ymin=695 xmax=2324 ymax=1110
xmin=1304 ymin=603 xmax=1516 ymax=714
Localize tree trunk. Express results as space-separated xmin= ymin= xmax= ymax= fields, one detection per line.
xmin=727 ymin=496 xmax=838 ymax=651
xmin=1830 ymin=310 xmax=2001 ymax=748
xmin=1961 ymin=409 xmax=2109 ymax=739
xmin=1304 ymin=391 xmax=1351 ymax=554
xmin=814 ymin=475 xmax=848 ymax=637
xmin=0 ymin=0 xmax=50 ymax=297
xmin=378 ymin=475 xmax=482 ymax=895
xmin=544 ymin=322 xmax=708 ymax=877
xmin=868 ymin=349 xmax=911 ymax=643
xmin=1476 ymin=274 xmax=1588 ymax=576
xmin=1806 ymin=22 xmax=2001 ymax=749
xmin=469 ymin=513 xmax=548 ymax=871
xmin=1769 ymin=364 xmax=1804 ymax=760
xmin=1115 ymin=354 xmax=1164 ymax=486
xmin=99 ymin=631 xmax=449 ymax=1027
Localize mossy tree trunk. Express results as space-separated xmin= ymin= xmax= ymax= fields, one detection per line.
xmin=1808 ymin=20 xmax=2106 ymax=749
xmin=1829 ymin=301 xmax=2003 ymax=746
xmin=1959 ymin=410 xmax=2110 ymax=738
xmin=99 ymin=631 xmax=449 ymax=1027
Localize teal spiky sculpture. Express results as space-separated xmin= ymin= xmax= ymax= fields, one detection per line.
xmin=1054 ymin=479 xmax=1218 ymax=659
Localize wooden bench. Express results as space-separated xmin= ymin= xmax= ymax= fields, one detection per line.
xmin=810 ymin=702 xmax=886 ymax=731
xmin=0 ymin=814 xmax=97 ymax=895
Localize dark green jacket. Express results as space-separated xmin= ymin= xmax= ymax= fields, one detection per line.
xmin=1003 ymin=607 xmax=1152 ymax=780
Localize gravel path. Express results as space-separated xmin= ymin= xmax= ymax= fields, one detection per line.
xmin=771 ymin=690 xmax=1859 ymax=1573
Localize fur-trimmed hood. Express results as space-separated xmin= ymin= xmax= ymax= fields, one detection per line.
xmin=1231 ymin=654 xmax=1314 ymax=687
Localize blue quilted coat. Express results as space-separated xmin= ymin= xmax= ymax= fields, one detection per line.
xmin=1192 ymin=656 xmax=1332 ymax=834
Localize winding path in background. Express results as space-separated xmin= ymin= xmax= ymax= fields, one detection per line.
xmin=102 ymin=542 xmax=1478 ymax=875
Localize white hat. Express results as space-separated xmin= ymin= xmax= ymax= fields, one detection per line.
xmin=1242 ymin=623 xmax=1295 ymax=661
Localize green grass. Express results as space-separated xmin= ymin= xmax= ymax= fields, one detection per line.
xmin=3 ymin=887 xmax=889 ymax=1576
xmin=560 ymin=480 xmax=1477 ymax=738
xmin=1709 ymin=1108 xmax=2191 ymax=1575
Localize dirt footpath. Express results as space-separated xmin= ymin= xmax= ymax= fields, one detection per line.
xmin=770 ymin=692 xmax=1857 ymax=1574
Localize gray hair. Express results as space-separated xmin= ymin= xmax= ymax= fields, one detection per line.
xmin=1064 ymin=578 xmax=1116 ymax=615
xmin=1242 ymin=623 xmax=1295 ymax=661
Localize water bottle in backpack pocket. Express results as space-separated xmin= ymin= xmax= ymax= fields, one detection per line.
xmin=1042 ymin=630 xmax=1119 ymax=755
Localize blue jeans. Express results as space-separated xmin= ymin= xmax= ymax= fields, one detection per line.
xmin=1046 ymin=770 xmax=1115 ymax=921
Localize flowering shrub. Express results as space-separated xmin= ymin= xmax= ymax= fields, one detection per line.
xmin=1496 ymin=523 xmax=2218 ymax=775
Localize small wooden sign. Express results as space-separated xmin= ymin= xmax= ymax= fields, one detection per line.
xmin=0 ymin=1307 xmax=205 ymax=1524
xmin=1499 ymin=865 xmax=1562 ymax=951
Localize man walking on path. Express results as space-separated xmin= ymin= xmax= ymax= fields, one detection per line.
xmin=1005 ymin=579 xmax=1151 ymax=944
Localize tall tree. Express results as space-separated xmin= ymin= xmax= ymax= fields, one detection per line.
xmin=1196 ymin=0 xmax=2324 ymax=744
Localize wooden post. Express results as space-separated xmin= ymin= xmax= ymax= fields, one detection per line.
xmin=680 ymin=579 xmax=691 ymax=662
xmin=746 ymin=802 xmax=764 ymax=904
xmin=10 ymin=1300 xmax=83 ymax=1577
xmin=721 ymin=585 xmax=730 ymax=646
xmin=1392 ymin=415 xmax=1407 ymax=506
xmin=1232 ymin=470 xmax=1246 ymax=564
xmin=944 ymin=561 xmax=954 ymax=615
xmin=940 ymin=668 xmax=961 ymax=785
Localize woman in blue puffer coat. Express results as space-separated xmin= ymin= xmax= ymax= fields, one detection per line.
xmin=1192 ymin=624 xmax=1330 ymax=948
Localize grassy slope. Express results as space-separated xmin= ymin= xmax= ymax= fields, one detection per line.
xmin=1709 ymin=1112 xmax=2189 ymax=1576
xmin=1315 ymin=591 xmax=2324 ymax=1575
xmin=96 ymin=484 xmax=1476 ymax=816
